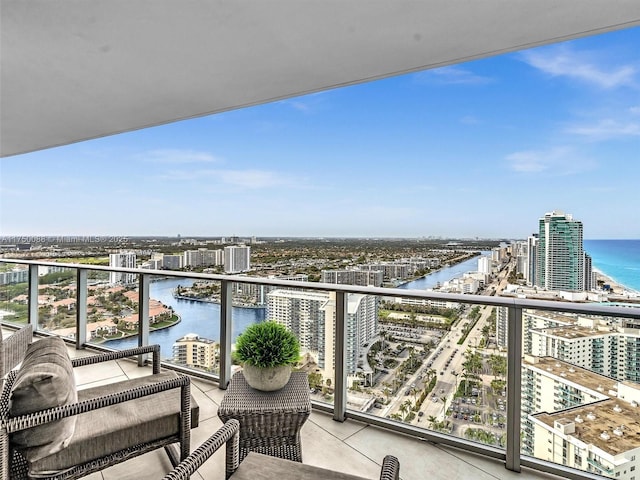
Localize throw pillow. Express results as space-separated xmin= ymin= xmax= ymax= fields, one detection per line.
xmin=9 ymin=337 xmax=77 ymax=461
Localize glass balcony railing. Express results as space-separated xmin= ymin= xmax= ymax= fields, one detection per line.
xmin=2 ymin=258 xmax=640 ymax=480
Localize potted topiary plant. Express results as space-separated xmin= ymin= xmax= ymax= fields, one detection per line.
xmin=233 ymin=321 xmax=300 ymax=391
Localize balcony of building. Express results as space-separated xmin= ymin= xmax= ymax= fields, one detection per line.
xmin=38 ymin=340 xmax=562 ymax=480
xmin=3 ymin=259 xmax=640 ymax=480
xmin=1 ymin=323 xmax=563 ymax=480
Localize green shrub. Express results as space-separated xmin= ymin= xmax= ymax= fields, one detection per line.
xmin=233 ymin=321 xmax=300 ymax=368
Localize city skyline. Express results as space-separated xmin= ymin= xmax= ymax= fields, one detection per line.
xmin=1 ymin=27 xmax=639 ymax=239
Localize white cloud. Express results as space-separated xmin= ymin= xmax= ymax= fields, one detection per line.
xmin=566 ymin=119 xmax=640 ymax=140
xmin=156 ymin=168 xmax=301 ymax=190
xmin=505 ymin=147 xmax=596 ymax=175
xmin=521 ymin=46 xmax=637 ymax=89
xmin=460 ymin=115 xmax=480 ymax=125
xmin=414 ymin=66 xmax=493 ymax=85
xmin=141 ymin=149 xmax=220 ymax=164
xmin=215 ymin=169 xmax=287 ymax=189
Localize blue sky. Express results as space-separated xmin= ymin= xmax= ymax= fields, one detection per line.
xmin=1 ymin=27 xmax=639 ymax=240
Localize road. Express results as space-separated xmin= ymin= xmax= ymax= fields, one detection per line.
xmin=382 ymin=261 xmax=514 ymax=425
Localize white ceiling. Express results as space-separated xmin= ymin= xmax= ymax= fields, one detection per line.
xmin=2 ymin=1 xmax=640 ymax=158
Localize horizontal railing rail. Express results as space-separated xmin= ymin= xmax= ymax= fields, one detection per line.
xmin=1 ymin=257 xmax=638 ymax=480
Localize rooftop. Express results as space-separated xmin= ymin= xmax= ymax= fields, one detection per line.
xmin=533 ymin=400 xmax=640 ymax=456
xmin=527 ymin=356 xmax=640 ymax=455
xmin=525 ymin=356 xmax=617 ymax=396
xmin=536 ymin=326 xmax=607 ymax=340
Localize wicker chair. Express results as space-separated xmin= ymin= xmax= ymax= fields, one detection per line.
xmin=162 ymin=419 xmax=400 ymax=480
xmin=0 ymin=324 xmax=33 ymax=386
xmin=1 ymin=340 xmax=197 ymax=480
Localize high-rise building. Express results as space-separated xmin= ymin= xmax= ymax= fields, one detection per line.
xmin=266 ymin=289 xmax=378 ymax=382
xmin=224 ymin=245 xmax=250 ymax=273
xmin=526 ymin=234 xmax=538 ymax=286
xmin=162 ymin=254 xmax=183 ymax=270
xmin=183 ymin=248 xmax=224 ymax=268
xmin=108 ymin=252 xmax=137 ymax=284
xmin=584 ymin=253 xmax=594 ymax=291
xmin=477 ymin=256 xmax=491 ymax=275
xmin=266 ymin=289 xmax=329 ymax=355
xmin=536 ymin=211 xmax=584 ymax=291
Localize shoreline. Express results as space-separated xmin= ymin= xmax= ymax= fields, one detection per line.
xmin=97 ymin=313 xmax=183 ymax=345
xmin=593 ymin=268 xmax=640 ymax=297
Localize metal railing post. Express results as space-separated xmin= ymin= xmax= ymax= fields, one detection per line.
xmin=506 ymin=304 xmax=523 ymax=472
xmin=334 ymin=291 xmax=348 ymax=422
xmin=219 ymin=280 xmax=233 ymax=389
xmin=75 ymin=268 xmax=88 ymax=349
xmin=138 ymin=273 xmax=150 ymax=366
xmin=27 ymin=264 xmax=39 ymax=330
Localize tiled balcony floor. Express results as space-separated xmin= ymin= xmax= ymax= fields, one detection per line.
xmin=63 ymin=347 xmax=565 ymax=480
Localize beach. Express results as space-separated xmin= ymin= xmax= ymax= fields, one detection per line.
xmin=594 ymin=270 xmax=640 ymax=298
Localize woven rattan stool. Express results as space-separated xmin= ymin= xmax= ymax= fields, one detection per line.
xmin=217 ymin=371 xmax=310 ymax=463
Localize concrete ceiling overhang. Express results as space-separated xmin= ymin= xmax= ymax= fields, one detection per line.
xmin=2 ymin=1 xmax=640 ymax=158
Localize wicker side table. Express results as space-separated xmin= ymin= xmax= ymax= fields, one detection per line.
xmin=217 ymin=371 xmax=311 ymax=463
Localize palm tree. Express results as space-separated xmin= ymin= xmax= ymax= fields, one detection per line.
xmin=428 ymin=415 xmax=438 ymax=428
xmin=408 ymin=346 xmax=416 ymax=370
xmin=410 ymin=386 xmax=419 ymax=403
xmin=398 ymin=401 xmax=409 ymax=421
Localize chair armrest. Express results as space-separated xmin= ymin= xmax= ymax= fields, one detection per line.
xmin=0 ymin=324 xmax=33 ymax=377
xmin=3 ymin=372 xmax=190 ymax=435
xmin=380 ymin=455 xmax=400 ymax=480
xmin=161 ymin=419 xmax=240 ymax=480
xmin=71 ymin=344 xmax=161 ymax=373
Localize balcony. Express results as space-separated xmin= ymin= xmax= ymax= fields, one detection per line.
xmin=24 ymin=335 xmax=561 ymax=480
xmin=3 ymin=258 xmax=638 ymax=480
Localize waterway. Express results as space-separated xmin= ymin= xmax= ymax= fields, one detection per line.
xmin=104 ymin=277 xmax=265 ymax=358
xmin=104 ymin=254 xmax=487 ymax=358
xmin=399 ymin=252 xmax=488 ymax=290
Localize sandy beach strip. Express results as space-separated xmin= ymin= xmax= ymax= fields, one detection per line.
xmin=594 ymin=269 xmax=639 ymax=296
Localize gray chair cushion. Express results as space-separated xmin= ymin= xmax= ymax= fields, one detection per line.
xmin=27 ymin=371 xmax=197 ymax=477
xmin=9 ymin=337 xmax=77 ymax=462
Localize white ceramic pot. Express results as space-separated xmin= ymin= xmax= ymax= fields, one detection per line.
xmin=242 ymin=364 xmax=292 ymax=391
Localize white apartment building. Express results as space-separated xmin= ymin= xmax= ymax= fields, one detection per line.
xmin=321 ymin=269 xmax=383 ymax=287
xmin=523 ymin=356 xmax=640 ymax=478
xmin=361 ymin=263 xmax=410 ymax=281
xmin=529 ymin=321 xmax=640 ymax=383
xmin=477 ymin=256 xmax=491 ymax=275
xmin=441 ymin=276 xmax=479 ymax=294
xmin=266 ymin=289 xmax=378 ymax=384
xmin=183 ymin=248 xmax=224 ymax=268
xmin=224 ymin=245 xmax=250 ymax=273
xmin=233 ymin=274 xmax=308 ymax=305
xmin=108 ymin=252 xmax=137 ymax=285
xmin=394 ymin=297 xmax=459 ymax=310
xmin=140 ymin=258 xmax=162 ymax=270
xmin=496 ymin=308 xmax=578 ymax=352
xmin=0 ymin=267 xmax=28 ymax=285
xmin=162 ymin=254 xmax=183 ymax=270
xmin=267 ymin=289 xmax=329 ymax=355
xmin=172 ymin=333 xmax=218 ymax=371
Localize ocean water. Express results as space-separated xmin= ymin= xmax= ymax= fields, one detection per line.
xmin=584 ymin=240 xmax=640 ymax=293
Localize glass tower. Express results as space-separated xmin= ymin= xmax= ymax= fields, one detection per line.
xmin=536 ymin=211 xmax=584 ymax=291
